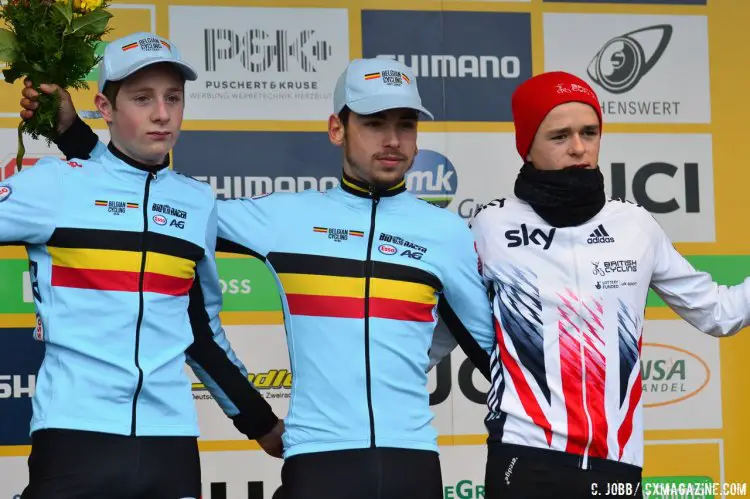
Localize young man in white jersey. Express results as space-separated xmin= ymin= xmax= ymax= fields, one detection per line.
xmin=468 ymin=71 xmax=750 ymax=498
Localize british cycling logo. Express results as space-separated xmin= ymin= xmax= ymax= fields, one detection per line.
xmin=406 ymin=149 xmax=458 ymax=208
xmin=587 ymin=25 xmax=672 ymax=95
xmin=0 ymin=184 xmax=11 ymax=203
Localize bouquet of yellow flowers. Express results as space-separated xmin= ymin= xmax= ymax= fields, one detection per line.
xmin=0 ymin=0 xmax=112 ymax=168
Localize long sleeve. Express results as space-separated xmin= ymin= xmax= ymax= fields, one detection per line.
xmin=0 ymin=157 xmax=62 ymax=245
xmin=184 ymin=199 xmax=279 ymax=439
xmin=648 ymin=214 xmax=750 ymax=337
xmin=54 ymin=116 xmax=106 ymax=161
xmin=216 ymin=195 xmax=281 ymax=259
xmin=429 ymin=218 xmax=493 ymax=381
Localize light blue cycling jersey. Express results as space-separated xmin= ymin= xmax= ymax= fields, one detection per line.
xmin=59 ymin=127 xmax=494 ymax=458
xmin=0 ymin=142 xmax=278 ymax=439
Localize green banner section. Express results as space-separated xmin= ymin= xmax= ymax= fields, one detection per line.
xmin=216 ymin=258 xmax=281 ymax=311
xmin=0 ymin=255 xmax=747 ymax=314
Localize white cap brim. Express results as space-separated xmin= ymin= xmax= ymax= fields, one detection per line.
xmin=347 ymin=94 xmax=434 ymax=120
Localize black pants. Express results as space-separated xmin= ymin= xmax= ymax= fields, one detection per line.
xmin=485 ymin=443 xmax=643 ymax=499
xmin=280 ymin=447 xmax=442 ymax=499
xmin=21 ymin=429 xmax=201 ymax=499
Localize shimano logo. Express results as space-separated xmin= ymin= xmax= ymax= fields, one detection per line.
xmin=406 ymin=150 xmax=458 ymax=208
xmin=0 ymin=374 xmax=35 ymax=398
xmin=195 ymin=175 xmax=339 ymax=199
xmin=377 ymin=54 xmax=521 ymax=79
xmin=588 ymin=24 xmax=672 ymax=94
xmin=587 ymin=224 xmax=615 ymax=244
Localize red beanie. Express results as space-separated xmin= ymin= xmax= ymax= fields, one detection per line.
xmin=511 ymin=71 xmax=603 ymax=160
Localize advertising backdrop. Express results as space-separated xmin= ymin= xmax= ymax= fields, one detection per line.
xmin=1 ymin=0 xmax=749 ymax=497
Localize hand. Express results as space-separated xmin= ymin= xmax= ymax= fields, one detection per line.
xmin=257 ymin=419 xmax=284 ymax=458
xmin=20 ymin=78 xmax=78 ymax=134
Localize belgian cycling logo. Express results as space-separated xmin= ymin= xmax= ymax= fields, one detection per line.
xmin=95 ymin=199 xmax=139 ymax=216
xmin=587 ymin=224 xmax=615 ymax=244
xmin=364 ymin=69 xmax=410 ymax=86
xmin=407 ymin=149 xmax=458 ymax=208
xmin=0 ymin=184 xmax=11 ymax=203
xmin=313 ymin=226 xmax=365 ymax=242
xmin=588 ymin=25 xmax=672 ymax=94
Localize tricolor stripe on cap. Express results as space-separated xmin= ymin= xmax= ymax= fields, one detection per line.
xmin=364 ymin=72 xmax=381 ymax=80
xmin=121 ymin=42 xmax=138 ymax=51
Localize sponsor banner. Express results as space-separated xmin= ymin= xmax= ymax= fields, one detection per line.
xmin=643 ymin=440 xmax=722 ymax=480
xmin=414 ymin=132 xmax=517 ymax=219
xmin=199 ymin=450 xmax=283 ymax=498
xmin=217 ymin=259 xmax=281 ymax=312
xmin=0 ymin=456 xmax=27 ymax=498
xmin=0 ymin=260 xmax=35 ymax=314
xmin=599 ymin=134 xmax=715 ymax=243
xmin=543 ymin=14 xmax=710 ymax=123
xmin=0 ymin=5 xmax=154 ymax=119
xmin=641 ymin=321 xmax=722 ymax=430
xmin=362 ymin=10 xmax=532 ymax=122
xmin=173 ymin=131 xmax=340 ymax=199
xmin=0 ymin=329 xmax=44 ymax=446
xmin=168 ymin=6 xmax=350 ymax=121
xmin=545 ymin=0 xmax=706 ymax=4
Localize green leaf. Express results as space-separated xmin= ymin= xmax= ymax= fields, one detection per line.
xmin=52 ymin=1 xmax=73 ymax=25
xmin=67 ymin=9 xmax=112 ymax=36
xmin=2 ymin=66 xmax=22 ymax=84
xmin=0 ymin=28 xmax=18 ymax=64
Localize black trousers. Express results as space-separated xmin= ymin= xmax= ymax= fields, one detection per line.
xmin=485 ymin=443 xmax=643 ymax=499
xmin=280 ymin=447 xmax=443 ymax=499
xmin=21 ymin=429 xmax=201 ymax=499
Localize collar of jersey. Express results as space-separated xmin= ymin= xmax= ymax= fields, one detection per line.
xmin=340 ymin=171 xmax=406 ymax=198
xmin=107 ymin=142 xmax=170 ymax=174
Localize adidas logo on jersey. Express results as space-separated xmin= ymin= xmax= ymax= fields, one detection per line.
xmin=587 ymin=224 xmax=615 ymax=244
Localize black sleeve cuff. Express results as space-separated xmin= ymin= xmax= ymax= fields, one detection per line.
xmin=231 ymin=402 xmax=280 ymax=440
xmin=53 ymin=115 xmax=99 ymax=160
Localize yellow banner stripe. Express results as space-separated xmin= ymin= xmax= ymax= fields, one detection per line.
xmin=370 ymin=278 xmax=436 ymax=305
xmin=278 ymin=273 xmax=365 ymax=298
xmin=48 ymin=247 xmax=194 ymax=279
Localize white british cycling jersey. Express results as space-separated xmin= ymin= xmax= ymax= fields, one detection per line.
xmin=465 ymin=196 xmax=750 ymax=469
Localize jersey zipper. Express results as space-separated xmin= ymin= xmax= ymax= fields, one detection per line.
xmin=364 ymin=192 xmax=380 ymax=447
xmin=130 ymin=172 xmax=154 ymax=436
xmin=571 ymin=228 xmax=594 ymax=469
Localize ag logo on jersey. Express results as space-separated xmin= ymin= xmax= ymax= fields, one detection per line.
xmin=0 ymin=184 xmax=11 ymax=202
xmin=407 ymin=149 xmax=458 ymax=208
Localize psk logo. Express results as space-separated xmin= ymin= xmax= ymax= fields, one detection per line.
xmin=588 ymin=25 xmax=672 ymax=94
xmin=407 ymin=150 xmax=458 ymax=208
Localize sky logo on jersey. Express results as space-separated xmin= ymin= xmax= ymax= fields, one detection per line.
xmin=406 ymin=149 xmax=458 ymax=208
xmin=362 ymin=10 xmax=531 ymax=121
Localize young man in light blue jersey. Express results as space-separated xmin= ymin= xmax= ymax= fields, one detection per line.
xmin=6 ymin=32 xmax=283 ymax=499
xmin=20 ymin=57 xmax=495 ymax=499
